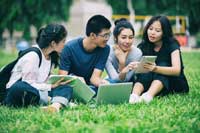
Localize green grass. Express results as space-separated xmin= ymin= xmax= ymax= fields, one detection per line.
xmin=0 ymin=50 xmax=17 ymax=68
xmin=0 ymin=50 xmax=200 ymax=132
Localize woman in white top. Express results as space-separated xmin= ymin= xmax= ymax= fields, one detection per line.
xmin=105 ymin=18 xmax=142 ymax=82
xmin=3 ymin=24 xmax=72 ymax=112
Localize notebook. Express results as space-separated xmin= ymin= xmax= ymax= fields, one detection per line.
xmin=95 ymin=82 xmax=133 ymax=105
xmin=48 ymin=75 xmax=95 ymax=103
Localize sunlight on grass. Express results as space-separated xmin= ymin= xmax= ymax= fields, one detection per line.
xmin=0 ymin=50 xmax=200 ymax=132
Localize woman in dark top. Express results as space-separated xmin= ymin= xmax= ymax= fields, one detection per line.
xmin=129 ymin=15 xmax=189 ymax=104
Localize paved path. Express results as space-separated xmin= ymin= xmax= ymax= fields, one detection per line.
xmin=181 ymin=47 xmax=200 ymax=52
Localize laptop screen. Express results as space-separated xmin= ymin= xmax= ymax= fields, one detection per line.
xmin=96 ymin=82 xmax=133 ymax=105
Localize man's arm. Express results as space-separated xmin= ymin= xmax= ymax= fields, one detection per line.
xmin=58 ymin=70 xmax=69 ymax=75
xmin=90 ymin=45 xmax=110 ymax=87
xmin=90 ymin=68 xmax=109 ymax=87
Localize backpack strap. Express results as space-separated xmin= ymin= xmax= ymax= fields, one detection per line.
xmin=18 ymin=47 xmax=42 ymax=67
xmin=0 ymin=47 xmax=42 ymax=103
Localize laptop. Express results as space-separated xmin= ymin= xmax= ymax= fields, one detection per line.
xmin=95 ymin=82 xmax=133 ymax=105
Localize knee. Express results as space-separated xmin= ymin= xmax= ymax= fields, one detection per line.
xmin=154 ymin=79 xmax=163 ymax=83
xmin=7 ymin=85 xmax=24 ymax=97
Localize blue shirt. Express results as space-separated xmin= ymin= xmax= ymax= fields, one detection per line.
xmin=59 ymin=37 xmax=110 ymax=84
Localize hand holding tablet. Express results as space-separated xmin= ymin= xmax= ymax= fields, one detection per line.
xmin=135 ymin=56 xmax=157 ymax=73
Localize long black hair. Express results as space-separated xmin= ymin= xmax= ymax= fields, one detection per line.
xmin=113 ymin=18 xmax=135 ymax=43
xmin=36 ymin=24 xmax=67 ymax=67
xmin=139 ymin=15 xmax=177 ymax=55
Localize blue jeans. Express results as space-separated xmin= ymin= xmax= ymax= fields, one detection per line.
xmin=3 ymin=81 xmax=72 ymax=107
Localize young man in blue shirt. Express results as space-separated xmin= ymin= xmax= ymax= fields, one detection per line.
xmin=59 ymin=15 xmax=112 ymax=94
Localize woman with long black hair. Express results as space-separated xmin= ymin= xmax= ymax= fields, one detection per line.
xmin=129 ymin=15 xmax=189 ymax=104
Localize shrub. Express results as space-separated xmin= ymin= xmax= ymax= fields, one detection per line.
xmin=196 ymin=31 xmax=200 ymax=47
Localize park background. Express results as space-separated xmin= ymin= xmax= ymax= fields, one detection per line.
xmin=0 ymin=0 xmax=200 ymax=51
xmin=0 ymin=0 xmax=200 ymax=132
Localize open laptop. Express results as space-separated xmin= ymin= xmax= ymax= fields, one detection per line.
xmin=95 ymin=82 xmax=133 ymax=105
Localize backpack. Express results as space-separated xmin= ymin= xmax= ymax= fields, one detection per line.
xmin=0 ymin=47 xmax=42 ymax=103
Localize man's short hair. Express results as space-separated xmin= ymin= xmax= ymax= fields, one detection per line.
xmin=86 ymin=15 xmax=111 ymax=36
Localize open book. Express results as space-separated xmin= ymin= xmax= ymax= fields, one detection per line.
xmin=48 ymin=75 xmax=95 ymax=103
xmin=135 ymin=56 xmax=157 ymax=73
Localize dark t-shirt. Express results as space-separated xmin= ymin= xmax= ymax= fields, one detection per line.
xmin=137 ymin=41 xmax=189 ymax=93
xmin=59 ymin=37 xmax=110 ymax=84
xmin=138 ymin=41 xmax=185 ymax=76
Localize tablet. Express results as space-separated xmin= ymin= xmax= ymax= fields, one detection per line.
xmin=47 ymin=75 xmax=95 ymax=103
xmin=47 ymin=75 xmax=76 ymax=84
xmin=135 ymin=56 xmax=157 ymax=73
xmin=142 ymin=56 xmax=157 ymax=63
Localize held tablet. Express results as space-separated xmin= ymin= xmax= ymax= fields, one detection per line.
xmin=142 ymin=56 xmax=157 ymax=63
xmin=135 ymin=56 xmax=157 ymax=73
xmin=47 ymin=75 xmax=76 ymax=84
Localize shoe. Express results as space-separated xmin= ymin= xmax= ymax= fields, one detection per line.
xmin=129 ymin=93 xmax=140 ymax=104
xmin=139 ymin=93 xmax=153 ymax=103
xmin=41 ymin=105 xmax=59 ymax=113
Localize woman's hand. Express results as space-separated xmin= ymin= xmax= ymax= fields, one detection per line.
xmin=143 ymin=62 xmax=157 ymax=72
xmin=113 ymin=45 xmax=128 ymax=64
xmin=127 ymin=61 xmax=139 ymax=71
xmin=121 ymin=61 xmax=139 ymax=73
xmin=51 ymin=77 xmax=80 ymax=89
xmin=51 ymin=77 xmax=65 ymax=89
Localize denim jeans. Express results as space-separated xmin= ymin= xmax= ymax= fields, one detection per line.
xmin=3 ymin=81 xmax=72 ymax=107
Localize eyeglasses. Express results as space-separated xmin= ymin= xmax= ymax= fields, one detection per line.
xmin=97 ymin=33 xmax=111 ymax=40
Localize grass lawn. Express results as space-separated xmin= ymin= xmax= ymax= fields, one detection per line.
xmin=0 ymin=49 xmax=200 ymax=132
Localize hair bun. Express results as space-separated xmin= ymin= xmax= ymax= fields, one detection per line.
xmin=114 ymin=18 xmax=127 ymax=26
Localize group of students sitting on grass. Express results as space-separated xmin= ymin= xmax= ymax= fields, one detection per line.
xmin=1 ymin=14 xmax=189 ymax=112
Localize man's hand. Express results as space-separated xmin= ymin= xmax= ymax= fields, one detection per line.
xmin=100 ymin=79 xmax=110 ymax=85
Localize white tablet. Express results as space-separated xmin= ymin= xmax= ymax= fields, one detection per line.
xmin=142 ymin=56 xmax=157 ymax=63
xmin=135 ymin=56 xmax=157 ymax=73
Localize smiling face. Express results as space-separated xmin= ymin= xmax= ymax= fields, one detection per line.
xmin=116 ymin=28 xmax=134 ymax=52
xmin=147 ymin=21 xmax=163 ymax=45
xmin=95 ymin=29 xmax=111 ymax=48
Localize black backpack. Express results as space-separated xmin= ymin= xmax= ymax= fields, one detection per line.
xmin=0 ymin=47 xmax=42 ymax=102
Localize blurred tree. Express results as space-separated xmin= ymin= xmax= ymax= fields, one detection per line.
xmin=0 ymin=0 xmax=72 ymax=44
xmin=106 ymin=0 xmax=200 ymax=35
xmin=106 ymin=0 xmax=129 ymax=14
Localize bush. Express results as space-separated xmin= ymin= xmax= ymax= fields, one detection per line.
xmin=196 ymin=32 xmax=200 ymax=47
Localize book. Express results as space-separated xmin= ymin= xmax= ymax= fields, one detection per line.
xmin=48 ymin=75 xmax=95 ymax=103
xmin=135 ymin=56 xmax=157 ymax=73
